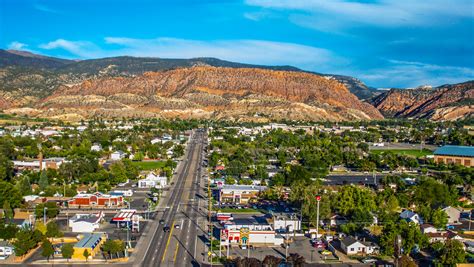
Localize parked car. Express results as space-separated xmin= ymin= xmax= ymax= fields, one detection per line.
xmin=361 ymin=258 xmax=377 ymax=264
xmin=312 ymin=239 xmax=326 ymax=249
xmin=175 ymin=224 xmax=181 ymax=229
xmin=321 ymin=250 xmax=332 ymax=256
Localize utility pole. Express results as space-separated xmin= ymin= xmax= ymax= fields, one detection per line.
xmin=316 ymin=195 xmax=321 ymax=238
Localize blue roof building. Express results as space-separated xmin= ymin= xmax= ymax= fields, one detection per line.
xmin=434 ymin=145 xmax=474 ymax=167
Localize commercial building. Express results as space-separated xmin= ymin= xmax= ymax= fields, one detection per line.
xmin=270 ymin=213 xmax=301 ymax=233
xmin=434 ymin=145 xmax=474 ymax=167
xmin=69 ymin=212 xmax=104 ymax=233
xmin=68 ymin=192 xmax=124 ymax=208
xmin=13 ymin=157 xmax=66 ymax=171
xmin=219 ymin=185 xmax=267 ymax=205
xmin=138 ymin=172 xmax=167 ymax=188
xmin=72 ymin=233 xmax=107 ymax=260
xmin=220 ymin=217 xmax=284 ymax=248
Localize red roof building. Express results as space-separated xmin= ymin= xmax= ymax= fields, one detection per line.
xmin=68 ymin=192 xmax=124 ymax=208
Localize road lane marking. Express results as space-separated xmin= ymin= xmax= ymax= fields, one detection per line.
xmin=173 ymin=242 xmax=179 ymax=262
xmin=162 ymin=221 xmax=175 ymax=263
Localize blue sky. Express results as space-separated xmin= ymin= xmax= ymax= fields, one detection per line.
xmin=0 ymin=0 xmax=473 ymax=88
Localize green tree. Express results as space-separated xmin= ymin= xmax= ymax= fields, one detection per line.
xmin=13 ymin=228 xmax=40 ymax=257
xmin=83 ymin=249 xmax=90 ymax=261
xmin=0 ymin=154 xmax=14 ymax=181
xmin=109 ymin=161 xmax=128 ymax=184
xmin=35 ymin=202 xmax=59 ymax=220
xmin=0 ymin=223 xmax=18 ymax=240
xmin=0 ymin=181 xmax=22 ymax=208
xmin=440 ymin=239 xmax=466 ymax=265
xmin=39 ymin=171 xmax=49 ymax=190
xmin=41 ymin=239 xmax=55 ymax=262
xmin=35 ymin=221 xmax=47 ymax=235
xmin=2 ymin=200 xmax=13 ymax=222
xmin=431 ymin=208 xmax=448 ymax=229
xmin=46 ymin=221 xmax=63 ymax=238
xmin=61 ymin=243 xmax=74 ymax=262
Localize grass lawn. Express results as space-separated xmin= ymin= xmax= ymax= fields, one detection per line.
xmin=131 ymin=161 xmax=166 ymax=170
xmin=217 ymin=207 xmax=262 ymax=213
xmin=370 ymin=149 xmax=433 ymax=158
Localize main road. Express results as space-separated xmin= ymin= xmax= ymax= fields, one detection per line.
xmin=136 ymin=128 xmax=207 ymax=267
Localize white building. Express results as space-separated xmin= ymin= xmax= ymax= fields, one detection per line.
xmin=91 ymin=144 xmax=102 ymax=152
xmin=340 ymin=236 xmax=379 ymax=255
xmin=111 ymin=151 xmax=126 ymax=160
xmin=220 ymin=217 xmax=284 ymax=248
xmin=442 ymin=206 xmax=461 ymax=225
xmin=0 ymin=241 xmax=14 ymax=256
xmin=400 ymin=210 xmax=423 ymax=225
xmin=69 ymin=212 xmax=104 ymax=233
xmin=420 ymin=224 xmax=437 ymax=234
xmin=271 ymin=213 xmax=301 ymax=233
xmin=138 ymin=172 xmax=167 ymax=188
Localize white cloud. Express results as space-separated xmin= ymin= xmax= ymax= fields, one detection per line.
xmin=355 ymin=59 xmax=474 ymax=88
xmin=245 ymin=0 xmax=473 ymax=28
xmin=243 ymin=11 xmax=268 ymax=21
xmin=7 ymin=41 xmax=28 ymax=50
xmin=33 ymin=4 xmax=59 ymax=14
xmin=39 ymin=39 xmax=103 ymax=58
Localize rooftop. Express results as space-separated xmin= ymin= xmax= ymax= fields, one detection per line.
xmin=74 ymin=233 xmax=104 ymax=248
xmin=434 ymin=145 xmax=474 ymax=158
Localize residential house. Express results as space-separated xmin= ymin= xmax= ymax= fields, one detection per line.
xmin=400 ymin=210 xmax=423 ymax=224
xmin=340 ymin=236 xmax=379 ymax=255
xmin=110 ymin=151 xmax=126 ymax=161
xmin=91 ymin=144 xmax=102 ymax=152
xmin=420 ymin=224 xmax=437 ymax=234
xmin=426 ymin=230 xmax=462 ymax=243
xmin=442 ymin=206 xmax=462 ymax=225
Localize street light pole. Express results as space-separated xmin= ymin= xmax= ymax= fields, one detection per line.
xmin=43 ymin=207 xmax=48 ymax=225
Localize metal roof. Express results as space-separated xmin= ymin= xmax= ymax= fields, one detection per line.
xmin=434 ymin=145 xmax=474 ymax=158
xmin=74 ymin=233 xmax=104 ymax=248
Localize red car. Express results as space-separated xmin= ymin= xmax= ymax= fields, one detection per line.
xmin=312 ymin=239 xmax=326 ymax=249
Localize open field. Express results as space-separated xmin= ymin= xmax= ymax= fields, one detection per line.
xmin=370 ymin=148 xmax=433 ymax=158
xmin=131 ymin=160 xmax=166 ymax=170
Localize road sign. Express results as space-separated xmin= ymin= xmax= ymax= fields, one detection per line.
xmin=316 ymin=195 xmax=321 ymax=201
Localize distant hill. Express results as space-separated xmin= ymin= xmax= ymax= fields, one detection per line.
xmin=1 ymin=49 xmax=471 ymax=121
xmin=0 ymin=49 xmax=375 ymax=99
xmin=0 ymin=49 xmax=72 ymax=69
xmin=370 ymin=81 xmax=473 ymax=121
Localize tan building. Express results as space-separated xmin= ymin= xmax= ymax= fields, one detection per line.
xmin=219 ymin=185 xmax=267 ymax=204
xmin=434 ymin=145 xmax=473 ymax=167
xmin=72 ymin=233 xmax=107 ymax=260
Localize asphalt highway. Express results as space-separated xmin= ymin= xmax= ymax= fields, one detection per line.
xmin=139 ymin=129 xmax=206 ymax=267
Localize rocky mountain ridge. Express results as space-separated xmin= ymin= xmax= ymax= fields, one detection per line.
xmin=370 ymin=81 xmax=473 ymax=120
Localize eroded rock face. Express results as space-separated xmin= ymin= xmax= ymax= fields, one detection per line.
xmin=40 ymin=66 xmax=383 ymax=121
xmin=371 ymin=81 xmax=474 ymax=121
